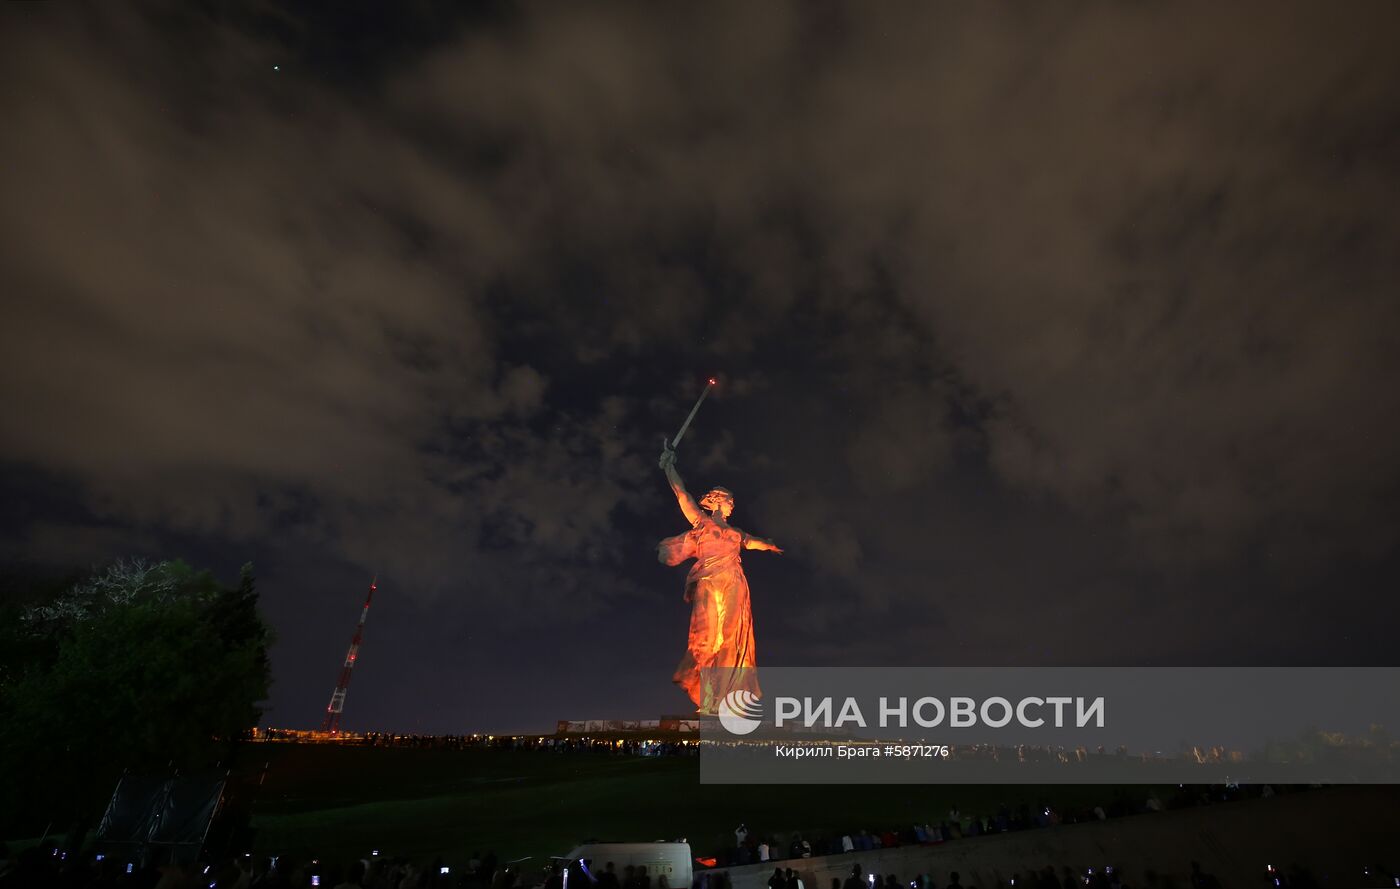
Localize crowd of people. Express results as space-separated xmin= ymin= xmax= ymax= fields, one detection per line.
xmin=0 ymin=784 xmax=1386 ymax=889
xmin=716 ymin=859 xmax=1364 ymax=889
xmin=0 ymin=846 xmax=490 ymax=889
xmin=9 ymin=846 xmax=1391 ymax=889
xmin=718 ymin=782 xmax=1296 ymax=867
xmin=9 ymin=850 xmax=1387 ymax=889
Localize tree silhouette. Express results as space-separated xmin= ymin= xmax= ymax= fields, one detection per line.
xmin=0 ymin=559 xmax=272 ymax=841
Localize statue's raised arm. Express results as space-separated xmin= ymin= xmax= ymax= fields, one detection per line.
xmin=659 ymin=443 xmax=703 ymax=527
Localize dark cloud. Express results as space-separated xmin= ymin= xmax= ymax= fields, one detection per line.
xmin=3 ymin=2 xmax=1398 ymax=729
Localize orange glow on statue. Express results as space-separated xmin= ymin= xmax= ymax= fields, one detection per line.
xmin=658 ymin=442 xmax=782 ymax=714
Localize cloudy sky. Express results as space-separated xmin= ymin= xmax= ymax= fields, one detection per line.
xmin=3 ymin=2 xmax=1398 ymax=732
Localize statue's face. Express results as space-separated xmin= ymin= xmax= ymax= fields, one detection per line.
xmin=701 ymin=490 xmax=735 ymax=519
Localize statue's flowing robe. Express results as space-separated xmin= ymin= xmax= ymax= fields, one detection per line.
xmin=659 ymin=514 xmax=761 ymax=713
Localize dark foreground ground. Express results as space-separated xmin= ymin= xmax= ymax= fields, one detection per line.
xmin=7 ymin=741 xmax=1397 ymax=887
xmin=248 ymin=742 xmax=1163 ymax=865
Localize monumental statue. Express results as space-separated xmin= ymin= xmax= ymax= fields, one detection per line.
xmin=657 ymin=380 xmax=782 ymax=714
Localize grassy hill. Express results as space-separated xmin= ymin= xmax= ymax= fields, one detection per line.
xmin=248 ymin=743 xmax=1133 ymax=867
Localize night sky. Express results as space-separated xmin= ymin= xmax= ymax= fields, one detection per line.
xmin=3 ymin=3 xmax=1399 ymax=734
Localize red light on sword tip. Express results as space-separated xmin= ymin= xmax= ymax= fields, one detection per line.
xmin=707 ymin=377 xmax=718 ymax=386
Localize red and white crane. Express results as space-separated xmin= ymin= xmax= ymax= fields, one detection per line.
xmin=321 ymin=578 xmax=376 ymax=734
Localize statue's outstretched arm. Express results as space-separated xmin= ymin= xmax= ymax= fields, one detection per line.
xmin=742 ymin=533 xmax=784 ymax=554
xmin=660 ymin=445 xmax=704 ymax=526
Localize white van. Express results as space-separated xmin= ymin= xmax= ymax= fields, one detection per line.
xmin=562 ymin=842 xmax=693 ymax=889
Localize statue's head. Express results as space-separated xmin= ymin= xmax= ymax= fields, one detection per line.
xmin=700 ymin=486 xmax=735 ymax=519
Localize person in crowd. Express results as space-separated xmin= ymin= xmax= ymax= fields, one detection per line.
xmin=945 ymin=873 xmax=962 ymax=889
xmin=840 ymin=835 xmax=854 ymax=854
xmin=758 ymin=841 xmax=770 ymax=862
xmin=843 ymin=864 xmax=866 ymax=889
xmin=736 ymin=825 xmax=749 ymax=848
xmin=787 ymin=867 xmax=805 ymax=889
xmin=599 ymin=862 xmax=622 ymax=889
xmin=249 ymin=856 xmax=275 ymax=888
xmin=1188 ymin=861 xmax=1222 ymax=889
xmin=768 ymin=867 xmax=787 ymax=889
xmin=334 ymin=860 xmax=366 ymax=889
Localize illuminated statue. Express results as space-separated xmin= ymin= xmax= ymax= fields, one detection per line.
xmin=658 ymin=443 xmax=782 ymax=714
